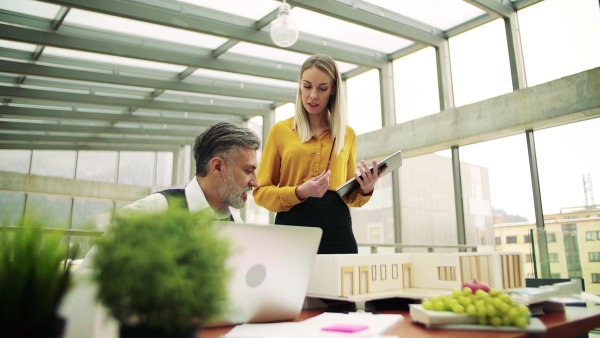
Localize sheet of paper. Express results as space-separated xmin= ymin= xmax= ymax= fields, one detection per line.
xmin=224 ymin=312 xmax=403 ymax=338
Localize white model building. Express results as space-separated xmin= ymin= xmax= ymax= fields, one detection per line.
xmin=307 ymin=251 xmax=524 ymax=301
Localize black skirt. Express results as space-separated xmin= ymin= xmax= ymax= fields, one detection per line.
xmin=275 ymin=190 xmax=357 ymax=254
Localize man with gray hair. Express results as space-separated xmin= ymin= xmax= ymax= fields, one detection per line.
xmin=119 ymin=121 xmax=261 ymax=222
xmin=78 ymin=122 xmax=259 ymax=266
xmin=64 ymin=122 xmax=260 ymax=335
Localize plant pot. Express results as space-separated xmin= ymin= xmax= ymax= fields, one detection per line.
xmin=0 ymin=316 xmax=66 ymax=338
xmin=47 ymin=317 xmax=67 ymax=338
xmin=119 ymin=325 xmax=198 ymax=338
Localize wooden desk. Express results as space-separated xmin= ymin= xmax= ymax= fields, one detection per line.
xmin=200 ymin=306 xmax=600 ymax=338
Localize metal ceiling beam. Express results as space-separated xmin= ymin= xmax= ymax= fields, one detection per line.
xmin=51 ymin=6 xmax=71 ymax=30
xmin=288 ymin=0 xmax=444 ymax=46
xmin=0 ymin=49 xmax=34 ymax=62
xmin=0 ymin=60 xmax=296 ymax=103
xmin=390 ymin=43 xmax=428 ymax=61
xmin=0 ymin=121 xmax=201 ymax=137
xmin=511 ymin=0 xmax=545 ymax=11
xmin=0 ymin=132 xmax=195 ymax=146
xmin=0 ymin=106 xmax=220 ymax=127
xmin=4 ymin=99 xmax=246 ymax=125
xmin=255 ymin=8 xmax=279 ymax=30
xmin=0 ymin=23 xmax=300 ymax=82
xmin=0 ymin=49 xmax=162 ymax=79
xmin=0 ymin=10 xmax=53 ymax=30
xmin=0 ymin=86 xmax=268 ymax=116
xmin=0 ymin=141 xmax=178 ymax=152
xmin=0 ymin=77 xmax=148 ymax=98
xmin=505 ymin=12 xmax=527 ymax=90
xmin=37 ymin=0 xmax=387 ymax=68
xmin=0 ymin=50 xmax=298 ymax=102
xmin=342 ymin=66 xmax=372 ymax=80
xmin=447 ymin=0 xmax=542 ymax=39
xmin=444 ymin=13 xmax=496 ymax=39
xmin=463 ymin=0 xmax=514 ymax=18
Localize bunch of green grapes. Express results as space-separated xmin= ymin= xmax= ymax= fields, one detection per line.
xmin=421 ymin=287 xmax=530 ymax=328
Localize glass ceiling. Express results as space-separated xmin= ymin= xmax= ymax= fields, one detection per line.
xmin=0 ymin=0 xmax=540 ymax=151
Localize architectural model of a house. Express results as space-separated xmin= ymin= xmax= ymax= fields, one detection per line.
xmin=307 ymin=251 xmax=524 ymax=301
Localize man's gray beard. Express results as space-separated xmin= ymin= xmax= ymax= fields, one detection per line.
xmin=219 ymin=168 xmax=250 ymax=209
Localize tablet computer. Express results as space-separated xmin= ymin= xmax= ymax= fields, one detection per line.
xmin=335 ymin=150 xmax=402 ymax=198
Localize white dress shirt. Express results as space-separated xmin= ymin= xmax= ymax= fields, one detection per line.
xmin=77 ymin=177 xmax=241 ymax=270
xmin=119 ymin=177 xmax=242 ymax=222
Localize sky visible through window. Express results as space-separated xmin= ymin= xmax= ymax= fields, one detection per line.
xmin=276 ymin=0 xmax=600 ymax=222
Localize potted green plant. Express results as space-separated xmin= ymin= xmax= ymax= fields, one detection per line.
xmin=0 ymin=216 xmax=75 ymax=338
xmin=92 ymin=206 xmax=231 ymax=338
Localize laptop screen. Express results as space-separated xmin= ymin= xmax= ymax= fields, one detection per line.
xmin=205 ymin=223 xmax=322 ymax=327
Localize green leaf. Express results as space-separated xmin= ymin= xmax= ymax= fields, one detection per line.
xmin=92 ymin=206 xmax=231 ymax=332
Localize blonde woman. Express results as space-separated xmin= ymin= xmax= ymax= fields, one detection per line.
xmin=254 ymin=54 xmax=385 ymax=254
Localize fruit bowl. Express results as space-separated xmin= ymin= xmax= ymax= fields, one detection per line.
xmin=410 ymin=304 xmax=545 ymax=333
xmin=410 ymin=304 xmax=479 ymax=326
xmin=412 ymin=286 xmax=549 ymax=333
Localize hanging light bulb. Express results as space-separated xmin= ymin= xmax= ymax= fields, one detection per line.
xmin=270 ymin=2 xmax=299 ymax=48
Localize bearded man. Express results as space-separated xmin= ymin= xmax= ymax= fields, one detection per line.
xmin=118 ymin=122 xmax=260 ymax=222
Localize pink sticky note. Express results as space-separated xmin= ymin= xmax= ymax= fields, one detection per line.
xmin=321 ymin=323 xmax=369 ymax=333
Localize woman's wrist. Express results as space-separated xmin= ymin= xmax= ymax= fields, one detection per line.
xmin=295 ymin=186 xmax=306 ymax=200
xmin=360 ymin=188 xmax=374 ymax=196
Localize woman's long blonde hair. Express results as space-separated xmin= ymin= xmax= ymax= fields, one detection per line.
xmin=294 ymin=54 xmax=347 ymax=156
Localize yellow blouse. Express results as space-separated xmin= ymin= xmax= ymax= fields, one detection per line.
xmin=253 ymin=118 xmax=372 ymax=212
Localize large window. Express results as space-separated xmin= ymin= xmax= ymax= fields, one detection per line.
xmin=393 ymin=47 xmax=440 ymax=123
xmin=24 ymin=194 xmax=72 ymax=228
xmin=459 ymin=134 xmax=535 ymax=225
xmin=0 ymin=148 xmax=177 ymax=257
xmin=587 ymin=231 xmax=600 ymax=241
xmin=117 ymin=151 xmax=155 ymax=187
xmin=535 ymin=118 xmax=600 ymax=215
xmin=351 ymin=174 xmax=394 ymax=253
xmin=30 ymin=150 xmax=77 ymax=179
xmin=449 ymin=19 xmax=513 ymax=107
xmin=76 ymin=151 xmax=118 ymax=183
xmin=398 ymin=152 xmax=458 ymax=250
xmin=70 ymin=199 xmax=114 ymax=259
xmin=346 ymin=69 xmax=382 ymax=135
xmin=518 ymin=0 xmax=600 ymax=87
xmin=155 ymin=152 xmax=174 ymax=188
xmin=0 ymin=150 xmax=31 ymax=173
xmin=0 ymin=192 xmax=26 ymax=226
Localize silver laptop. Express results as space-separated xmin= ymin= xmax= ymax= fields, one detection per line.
xmin=205 ymin=223 xmax=322 ymax=327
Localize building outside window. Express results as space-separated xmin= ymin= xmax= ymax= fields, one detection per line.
xmin=546 ymin=233 xmax=557 ymax=242
xmin=592 ymin=273 xmax=600 ymax=283
xmin=589 ymin=252 xmax=600 ymax=262
xmin=495 ymin=236 xmax=501 ymax=245
xmin=549 ymin=253 xmax=559 ymax=263
xmin=587 ymin=231 xmax=600 ymax=241
xmin=562 ymin=224 xmax=583 ymax=279
xmin=525 ymin=254 xmax=532 ymax=262
xmin=506 ymin=236 xmax=517 ymax=244
xmin=524 ymin=234 xmax=531 ymax=243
